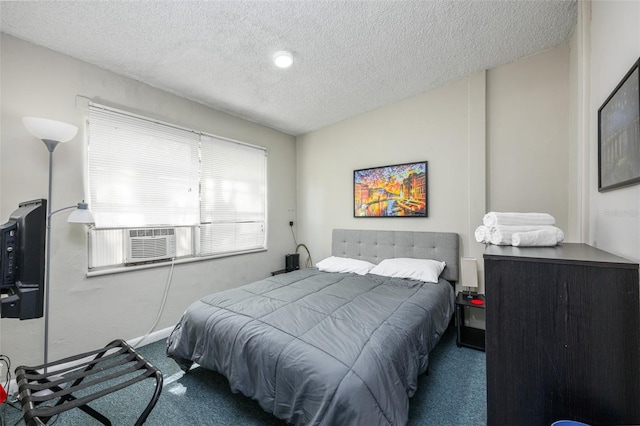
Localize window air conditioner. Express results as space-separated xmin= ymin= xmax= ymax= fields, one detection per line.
xmin=125 ymin=228 xmax=176 ymax=264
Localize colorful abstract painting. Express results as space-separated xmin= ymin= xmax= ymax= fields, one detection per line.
xmin=354 ymin=161 xmax=427 ymax=217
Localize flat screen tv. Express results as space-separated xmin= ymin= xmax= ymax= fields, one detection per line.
xmin=0 ymin=199 xmax=47 ymax=320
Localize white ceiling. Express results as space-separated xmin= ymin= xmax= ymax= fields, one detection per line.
xmin=0 ymin=0 xmax=577 ymax=136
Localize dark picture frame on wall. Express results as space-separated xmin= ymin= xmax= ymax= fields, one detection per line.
xmin=598 ymin=57 xmax=640 ymax=192
xmin=354 ymin=161 xmax=427 ymax=217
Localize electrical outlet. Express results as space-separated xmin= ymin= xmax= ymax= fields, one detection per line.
xmin=289 ymin=221 xmax=294 ymax=227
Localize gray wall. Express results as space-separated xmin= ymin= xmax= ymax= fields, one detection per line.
xmin=586 ymin=1 xmax=640 ymax=261
xmin=0 ymin=34 xmax=297 ymax=367
xmin=296 ymin=75 xmax=480 ymax=268
xmin=487 ymin=45 xmax=571 ymax=230
xmin=296 ymin=44 xmax=574 ymax=293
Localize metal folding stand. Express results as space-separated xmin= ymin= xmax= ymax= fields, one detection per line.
xmin=15 ymin=339 xmax=163 ymax=426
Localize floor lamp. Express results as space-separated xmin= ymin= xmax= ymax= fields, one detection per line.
xmin=22 ymin=117 xmax=95 ymax=368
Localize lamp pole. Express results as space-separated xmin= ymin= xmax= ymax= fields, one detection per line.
xmin=43 ymin=143 xmax=91 ymax=369
xmin=43 ymin=140 xmax=60 ymax=369
xmin=23 ymin=117 xmax=90 ymax=369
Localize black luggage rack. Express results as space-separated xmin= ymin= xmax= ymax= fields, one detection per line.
xmin=15 ymin=339 xmax=163 ymax=426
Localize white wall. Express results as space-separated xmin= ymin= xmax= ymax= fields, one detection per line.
xmin=487 ymin=45 xmax=571 ymax=237
xmin=0 ymin=34 xmax=297 ymax=367
xmin=297 ymin=77 xmax=475 ymax=271
xmin=296 ymin=44 xmax=574 ymax=294
xmin=588 ymin=1 xmax=640 ymax=261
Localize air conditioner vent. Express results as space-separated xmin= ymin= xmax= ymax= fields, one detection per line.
xmin=125 ymin=228 xmax=176 ymax=264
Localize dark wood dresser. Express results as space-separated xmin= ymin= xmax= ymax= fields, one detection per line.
xmin=484 ymin=243 xmax=640 ymax=426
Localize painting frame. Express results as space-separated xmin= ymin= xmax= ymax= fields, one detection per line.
xmin=598 ymin=57 xmax=640 ymax=192
xmin=353 ymin=161 xmax=428 ymax=218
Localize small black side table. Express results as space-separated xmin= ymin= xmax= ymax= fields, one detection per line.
xmin=455 ymin=292 xmax=486 ymax=351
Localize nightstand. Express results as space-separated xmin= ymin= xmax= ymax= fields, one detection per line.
xmin=455 ymin=292 xmax=485 ymax=351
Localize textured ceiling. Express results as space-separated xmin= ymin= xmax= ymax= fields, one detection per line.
xmin=0 ymin=1 xmax=577 ymax=136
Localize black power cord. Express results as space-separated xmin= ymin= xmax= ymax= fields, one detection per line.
xmin=289 ymin=221 xmax=297 ymax=247
xmin=289 ymin=222 xmax=312 ymax=268
xmin=1 ymin=354 xmax=10 ymax=401
xmin=295 ymin=244 xmax=313 ymax=268
xmin=1 ymin=354 xmax=16 ymax=426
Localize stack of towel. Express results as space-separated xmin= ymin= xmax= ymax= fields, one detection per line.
xmin=475 ymin=212 xmax=564 ymax=247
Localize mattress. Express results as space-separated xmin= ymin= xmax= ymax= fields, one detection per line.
xmin=166 ymin=267 xmax=454 ymax=425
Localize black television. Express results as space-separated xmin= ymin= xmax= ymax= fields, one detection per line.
xmin=0 ymin=199 xmax=47 ymax=320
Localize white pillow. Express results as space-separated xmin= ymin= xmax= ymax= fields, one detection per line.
xmin=316 ymin=256 xmax=376 ymax=275
xmin=369 ymin=258 xmax=446 ymax=283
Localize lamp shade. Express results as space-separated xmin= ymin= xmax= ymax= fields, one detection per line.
xmin=67 ymin=202 xmax=95 ymax=224
xmin=23 ymin=117 xmax=78 ymax=142
xmin=461 ymin=257 xmax=478 ymax=288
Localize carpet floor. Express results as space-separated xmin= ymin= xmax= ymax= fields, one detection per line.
xmin=2 ymin=323 xmax=486 ymax=425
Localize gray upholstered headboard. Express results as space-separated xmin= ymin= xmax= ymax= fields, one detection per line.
xmin=331 ymin=229 xmax=459 ymax=283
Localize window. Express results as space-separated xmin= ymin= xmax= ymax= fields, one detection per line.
xmin=87 ymin=104 xmax=267 ymax=272
xmin=199 ymin=135 xmax=267 ymax=256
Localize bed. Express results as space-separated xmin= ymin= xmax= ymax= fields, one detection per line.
xmin=166 ymin=229 xmax=459 ymax=425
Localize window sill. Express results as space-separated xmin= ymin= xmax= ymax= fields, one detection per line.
xmin=86 ymin=248 xmax=267 ymax=277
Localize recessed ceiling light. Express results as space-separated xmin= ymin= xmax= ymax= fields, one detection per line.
xmin=273 ymin=51 xmax=293 ymax=68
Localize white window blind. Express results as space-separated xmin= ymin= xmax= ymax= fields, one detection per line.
xmin=200 ymin=135 xmax=267 ymax=255
xmin=86 ymin=104 xmax=268 ymax=272
xmin=88 ymin=105 xmax=200 ymax=228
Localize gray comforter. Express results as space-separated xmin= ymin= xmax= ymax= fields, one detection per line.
xmin=166 ymin=268 xmax=454 ymax=425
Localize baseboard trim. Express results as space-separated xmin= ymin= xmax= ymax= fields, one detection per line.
xmin=127 ymin=325 xmax=174 ymax=348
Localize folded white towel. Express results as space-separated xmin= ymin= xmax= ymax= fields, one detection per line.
xmin=483 ymin=212 xmax=556 ymax=227
xmin=512 ymin=229 xmax=559 ymax=247
xmin=475 ymin=226 xmax=491 ymax=244
xmin=489 ymin=225 xmax=564 ymax=246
